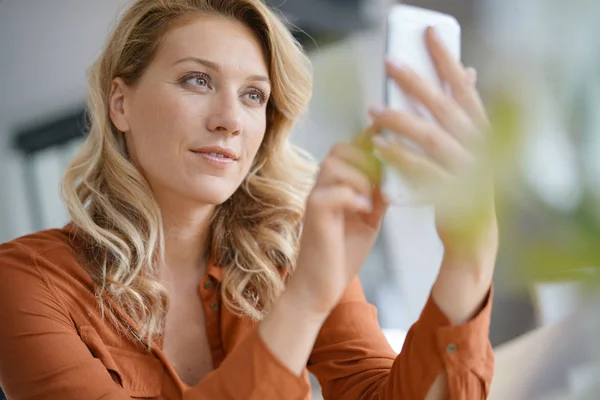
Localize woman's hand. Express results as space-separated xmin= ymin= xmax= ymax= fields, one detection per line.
xmin=369 ymin=27 xmax=497 ymax=323
xmin=288 ymin=129 xmax=388 ymax=315
xmin=260 ymin=131 xmax=387 ymax=376
xmin=370 ymin=26 xmax=497 ymax=263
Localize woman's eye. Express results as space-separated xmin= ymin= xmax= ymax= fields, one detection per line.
xmin=187 ymin=77 xmax=207 ymax=87
xmin=182 ymin=73 xmax=210 ymax=88
xmin=246 ymin=90 xmax=267 ymax=104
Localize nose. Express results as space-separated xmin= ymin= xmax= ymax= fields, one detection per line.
xmin=205 ymin=92 xmax=243 ymax=136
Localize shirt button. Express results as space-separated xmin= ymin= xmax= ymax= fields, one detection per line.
xmin=204 ymin=280 xmax=213 ymax=290
xmin=446 ymin=343 xmax=457 ymax=354
xmin=210 ymin=302 xmax=218 ymax=311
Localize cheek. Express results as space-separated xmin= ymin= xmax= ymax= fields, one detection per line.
xmin=241 ymin=122 xmax=267 ymax=170
xmin=127 ymin=90 xmax=199 ymax=168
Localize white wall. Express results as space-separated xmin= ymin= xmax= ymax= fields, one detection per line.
xmin=0 ymin=0 xmax=132 ymax=241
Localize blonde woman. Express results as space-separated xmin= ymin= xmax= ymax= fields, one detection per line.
xmin=0 ymin=0 xmax=497 ymax=399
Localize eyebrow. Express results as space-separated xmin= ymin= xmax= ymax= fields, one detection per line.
xmin=173 ymin=57 xmax=271 ymax=84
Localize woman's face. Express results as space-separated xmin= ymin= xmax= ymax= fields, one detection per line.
xmin=110 ymin=16 xmax=271 ymax=208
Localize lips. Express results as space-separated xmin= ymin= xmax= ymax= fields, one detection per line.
xmin=191 ymin=146 xmax=238 ymax=161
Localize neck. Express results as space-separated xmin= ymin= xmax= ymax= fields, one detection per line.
xmin=159 ymin=201 xmax=216 ymax=281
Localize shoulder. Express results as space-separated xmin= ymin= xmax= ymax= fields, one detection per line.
xmin=1 ymin=222 xmax=80 ymax=252
xmin=1 ymin=224 xmax=79 ymax=269
xmin=0 ymin=224 xmax=96 ymax=303
xmin=0 ymin=227 xmax=66 ymax=273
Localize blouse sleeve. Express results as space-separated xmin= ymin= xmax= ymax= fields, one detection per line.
xmin=307 ymin=277 xmax=494 ymax=399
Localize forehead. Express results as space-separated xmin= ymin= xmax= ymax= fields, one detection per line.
xmin=155 ymin=15 xmax=269 ymax=75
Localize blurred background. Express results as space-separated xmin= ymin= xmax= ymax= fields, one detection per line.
xmin=1 ymin=0 xmax=599 ymax=399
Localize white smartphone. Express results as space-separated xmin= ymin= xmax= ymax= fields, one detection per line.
xmin=382 ymin=5 xmax=461 ymax=205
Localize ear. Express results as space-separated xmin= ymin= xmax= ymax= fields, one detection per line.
xmin=109 ymin=77 xmax=131 ymax=133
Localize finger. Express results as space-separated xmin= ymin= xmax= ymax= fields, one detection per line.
xmin=352 ymin=125 xmax=379 ymax=149
xmin=353 ymin=186 xmax=390 ymax=229
xmin=368 ymin=106 xmax=473 ymax=172
xmin=372 ymin=134 xmax=452 ymax=184
xmin=425 ymin=27 xmax=487 ymax=124
xmin=330 ymin=142 xmax=381 ymax=183
xmin=317 ymin=156 xmax=373 ymax=199
xmin=465 ymin=67 xmax=477 ymax=87
xmin=308 ymin=185 xmax=372 ymax=214
xmin=385 ymin=59 xmax=478 ymax=145
xmin=363 ymin=186 xmax=390 ymax=226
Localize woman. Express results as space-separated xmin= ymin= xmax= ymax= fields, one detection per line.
xmin=0 ymin=0 xmax=497 ymax=399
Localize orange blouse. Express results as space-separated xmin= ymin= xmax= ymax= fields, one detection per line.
xmin=0 ymin=225 xmax=493 ymax=399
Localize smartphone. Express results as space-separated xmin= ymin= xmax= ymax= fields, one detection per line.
xmin=382 ymin=5 xmax=461 ymax=205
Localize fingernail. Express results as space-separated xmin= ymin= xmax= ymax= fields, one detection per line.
xmin=413 ymin=102 xmax=431 ymax=118
xmin=385 ymin=57 xmax=404 ymax=72
xmin=465 ymin=67 xmax=477 ymax=85
xmin=429 ymin=26 xmax=440 ymax=41
xmin=442 ymin=81 xmax=452 ymax=95
xmin=356 ymin=195 xmax=373 ymax=212
xmin=368 ymin=105 xmax=385 ymax=117
xmin=372 ymin=135 xmax=389 ymax=148
xmin=381 ymin=192 xmax=393 ymax=205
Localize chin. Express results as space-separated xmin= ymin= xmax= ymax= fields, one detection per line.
xmin=193 ymin=192 xmax=233 ymax=206
xmin=185 ymin=177 xmax=240 ymax=206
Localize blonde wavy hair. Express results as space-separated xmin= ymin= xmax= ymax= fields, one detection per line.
xmin=60 ymin=0 xmax=316 ymax=346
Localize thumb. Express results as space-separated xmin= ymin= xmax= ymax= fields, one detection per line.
xmin=362 ymin=186 xmax=389 ymax=227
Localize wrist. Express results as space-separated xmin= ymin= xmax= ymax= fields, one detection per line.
xmin=443 ymin=217 xmax=498 ymax=265
xmin=433 ymin=253 xmax=494 ymax=324
xmin=284 ymin=273 xmax=335 ymax=320
xmin=259 ymin=272 xmax=331 ymax=376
